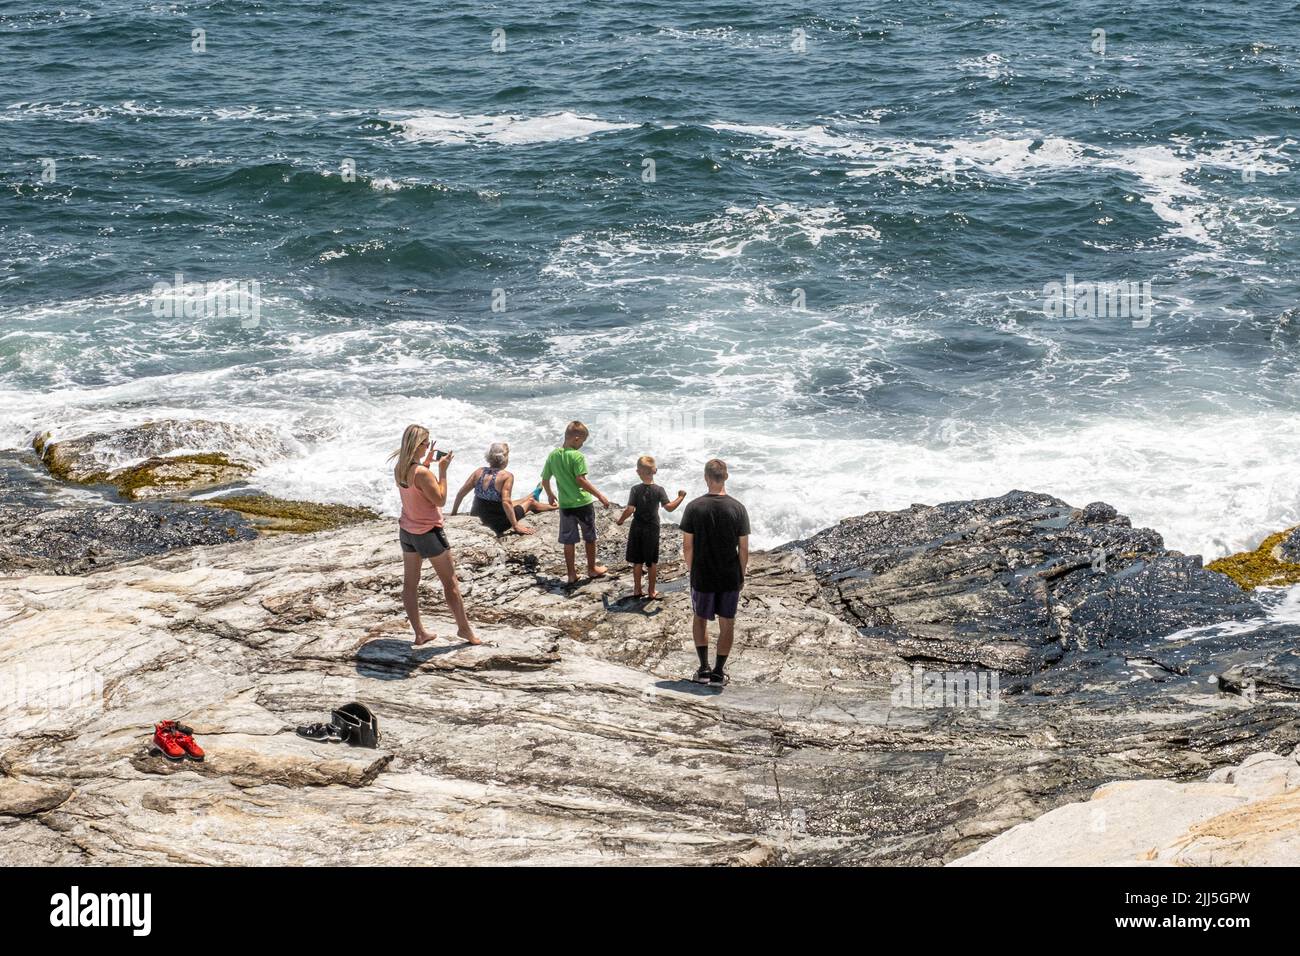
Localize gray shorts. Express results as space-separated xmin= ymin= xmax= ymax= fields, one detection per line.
xmin=558 ymin=503 xmax=597 ymax=545
xmin=399 ymin=526 xmax=450 ymax=559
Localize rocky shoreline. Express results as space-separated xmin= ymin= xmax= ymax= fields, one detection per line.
xmin=4 ymin=421 xmax=377 ymax=575
xmin=1 ymin=422 xmax=1298 ymax=865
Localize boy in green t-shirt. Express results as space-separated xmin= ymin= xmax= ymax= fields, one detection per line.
xmin=541 ymin=420 xmax=612 ymax=584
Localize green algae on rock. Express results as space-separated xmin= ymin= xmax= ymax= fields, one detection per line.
xmin=203 ymin=495 xmax=378 ymax=534
xmin=32 ymin=420 xmax=279 ymax=492
xmin=29 ymin=423 xmax=375 ymax=539
xmin=110 ymin=453 xmax=253 ymax=500
xmin=1207 ymin=527 xmax=1300 ymax=591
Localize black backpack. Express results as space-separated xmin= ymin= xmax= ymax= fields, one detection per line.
xmin=331 ymin=702 xmax=380 ymax=749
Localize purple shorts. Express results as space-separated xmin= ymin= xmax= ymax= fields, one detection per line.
xmin=691 ymin=589 xmax=740 ymax=621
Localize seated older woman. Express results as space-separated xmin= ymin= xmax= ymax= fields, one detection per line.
xmin=451 ymin=442 xmax=557 ymax=536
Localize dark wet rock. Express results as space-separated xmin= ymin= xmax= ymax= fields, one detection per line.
xmin=1 ymin=454 xmax=64 ymax=507
xmin=0 ymin=451 xmax=108 ymax=509
xmin=1279 ymin=527 xmax=1300 ymax=563
xmin=0 ymin=503 xmax=256 ymax=575
xmin=1070 ymin=500 xmax=1129 ymax=527
xmin=783 ymin=490 xmax=1261 ymax=673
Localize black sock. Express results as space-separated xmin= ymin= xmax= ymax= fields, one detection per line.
xmin=696 ymin=645 xmax=710 ymax=667
xmin=714 ymin=654 xmax=728 ymax=675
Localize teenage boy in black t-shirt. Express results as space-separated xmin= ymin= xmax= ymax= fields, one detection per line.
xmin=678 ymin=458 xmax=750 ymax=686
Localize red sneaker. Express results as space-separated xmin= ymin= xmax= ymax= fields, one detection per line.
xmin=171 ymin=724 xmax=205 ymax=762
xmin=152 ymin=722 xmax=186 ymax=761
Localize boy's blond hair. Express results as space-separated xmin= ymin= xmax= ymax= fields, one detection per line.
xmin=636 ymin=455 xmax=656 ymax=473
xmin=565 ymin=420 xmax=589 ymax=441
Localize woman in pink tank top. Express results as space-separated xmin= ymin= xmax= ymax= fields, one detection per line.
xmin=389 ymin=424 xmax=479 ymax=646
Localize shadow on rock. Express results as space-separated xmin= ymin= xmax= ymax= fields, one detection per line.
xmin=602 ymin=593 xmax=662 ymax=617
xmin=654 ymin=679 xmax=720 ymax=696
xmin=355 ymin=637 xmax=467 ymax=680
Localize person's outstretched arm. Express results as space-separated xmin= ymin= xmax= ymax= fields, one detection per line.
xmin=451 ymin=467 xmax=480 ymax=515
xmin=615 ymin=504 xmax=634 ymax=525
xmin=664 ymin=489 xmax=687 ymax=512
xmin=576 ymin=474 xmax=610 ymax=508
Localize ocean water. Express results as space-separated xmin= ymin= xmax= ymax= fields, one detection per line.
xmin=1 ymin=1 xmax=1297 ymax=552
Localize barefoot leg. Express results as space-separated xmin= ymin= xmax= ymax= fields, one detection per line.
xmin=585 ymin=541 xmax=607 ymax=578
xmin=429 ymin=550 xmax=480 ymax=644
xmin=403 ymin=551 xmax=436 ymax=645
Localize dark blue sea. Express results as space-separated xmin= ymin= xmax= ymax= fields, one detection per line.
xmin=2 ymin=1 xmax=1298 ymax=551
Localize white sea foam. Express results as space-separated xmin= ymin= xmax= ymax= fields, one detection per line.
xmin=392 ymin=110 xmax=636 ymax=146
xmin=174 ymin=156 xmax=234 ymax=168
xmin=1161 ymin=582 xmax=1300 ymax=644
xmin=652 ymin=26 xmax=785 ymax=49
xmin=957 ymin=53 xmax=1014 ymax=81
xmin=544 ymin=201 xmax=879 ymax=283
xmin=207 ymin=105 xmax=300 ymax=122
xmin=713 ymin=121 xmax=1293 ymax=250
xmin=1196 ymin=138 xmax=1293 ymax=176
xmin=0 ymin=100 xmax=317 ymax=124
xmin=8 ymin=340 xmax=1300 ymax=560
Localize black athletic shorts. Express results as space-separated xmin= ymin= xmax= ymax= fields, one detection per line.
xmin=625 ymin=521 xmax=660 ymax=565
xmin=471 ymin=496 xmax=526 ymax=536
xmin=399 ymin=526 xmax=450 ymax=558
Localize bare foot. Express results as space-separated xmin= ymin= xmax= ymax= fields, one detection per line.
xmin=588 ymin=565 xmax=608 ymax=579
xmin=646 ymin=591 xmax=661 ymax=600
xmin=413 ymin=631 xmax=437 ymax=647
xmin=633 ymin=591 xmax=644 ymax=599
xmin=459 ymin=629 xmax=483 ymax=646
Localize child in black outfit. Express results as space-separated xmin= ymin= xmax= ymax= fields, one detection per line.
xmin=615 ymin=455 xmax=686 ymax=599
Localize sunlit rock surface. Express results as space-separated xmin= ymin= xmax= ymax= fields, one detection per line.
xmin=2 ymin=492 xmax=1297 ymax=865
